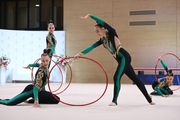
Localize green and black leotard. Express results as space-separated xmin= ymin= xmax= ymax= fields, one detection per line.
xmin=152 ymin=77 xmax=173 ymax=96
xmin=0 ymin=64 xmax=59 ymax=105
xmin=79 ymin=14 xmax=153 ymax=105
xmin=151 ymin=60 xmax=173 ymax=96
xmin=46 ymin=32 xmax=57 ymax=68
xmin=46 ymin=32 xmax=57 ymax=57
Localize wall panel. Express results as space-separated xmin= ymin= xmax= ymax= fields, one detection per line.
xmin=64 ymin=0 xmax=179 ymax=83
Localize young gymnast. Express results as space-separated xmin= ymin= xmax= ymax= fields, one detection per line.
xmin=75 ymin=14 xmax=155 ymax=106
xmin=151 ymin=59 xmax=174 ymax=97
xmin=46 ymin=20 xmax=57 ymax=68
xmin=0 ymin=49 xmax=60 ymax=108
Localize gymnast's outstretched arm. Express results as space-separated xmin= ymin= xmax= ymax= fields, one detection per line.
xmin=159 ymin=59 xmax=168 ymax=73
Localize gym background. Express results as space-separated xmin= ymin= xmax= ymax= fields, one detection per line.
xmin=0 ymin=0 xmax=180 ymax=84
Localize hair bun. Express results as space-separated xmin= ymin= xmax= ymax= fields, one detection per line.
xmin=49 ymin=20 xmax=53 ymax=23
xmin=41 ymin=49 xmax=50 ymax=57
xmin=168 ymin=69 xmax=172 ymax=74
xmin=43 ymin=49 xmax=48 ymax=54
xmin=167 ymin=69 xmax=174 ymax=77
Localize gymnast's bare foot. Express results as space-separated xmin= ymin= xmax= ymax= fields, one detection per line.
xmin=109 ymin=102 xmax=117 ymax=106
xmin=150 ymin=102 xmax=155 ymax=105
xmin=162 ymin=94 xmax=170 ymax=97
xmin=149 ymin=94 xmax=155 ymax=105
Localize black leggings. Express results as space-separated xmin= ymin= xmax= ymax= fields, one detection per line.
xmin=112 ymin=48 xmax=152 ymax=104
xmin=152 ymin=81 xmax=159 ymax=89
xmin=47 ymin=48 xmax=53 ymax=68
xmin=0 ymin=84 xmax=60 ymax=105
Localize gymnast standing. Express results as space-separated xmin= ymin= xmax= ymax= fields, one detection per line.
xmin=0 ymin=49 xmax=60 ymax=108
xmin=75 ymin=14 xmax=155 ymax=106
xmin=46 ymin=20 xmax=57 ymax=68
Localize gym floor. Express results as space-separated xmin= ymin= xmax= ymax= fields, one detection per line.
xmin=0 ymin=83 xmax=179 ymax=120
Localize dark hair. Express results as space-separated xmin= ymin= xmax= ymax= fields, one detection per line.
xmin=95 ymin=23 xmax=104 ymax=28
xmin=49 ymin=20 xmax=53 ymax=23
xmin=48 ymin=20 xmax=54 ymax=27
xmin=95 ymin=22 xmax=109 ymax=40
xmin=41 ymin=49 xmax=50 ymax=57
xmin=167 ymin=69 xmax=174 ymax=77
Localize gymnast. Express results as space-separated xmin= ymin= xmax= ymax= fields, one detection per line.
xmin=151 ymin=59 xmax=174 ymax=97
xmin=46 ymin=20 xmax=57 ymax=68
xmin=74 ymin=14 xmax=155 ymax=106
xmin=0 ymin=49 xmax=60 ymax=108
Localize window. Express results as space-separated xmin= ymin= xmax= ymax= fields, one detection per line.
xmin=0 ymin=1 xmax=5 ymax=28
xmin=0 ymin=0 xmax=63 ymax=30
xmin=41 ymin=0 xmax=52 ymax=29
xmin=29 ymin=0 xmax=40 ymax=29
xmin=54 ymin=0 xmax=63 ymax=29
xmin=17 ymin=1 xmax=28 ymax=29
xmin=6 ymin=1 xmax=16 ymax=29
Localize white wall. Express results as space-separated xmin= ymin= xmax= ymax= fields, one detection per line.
xmin=0 ymin=29 xmax=65 ymax=82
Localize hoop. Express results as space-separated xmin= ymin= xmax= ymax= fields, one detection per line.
xmin=48 ymin=56 xmax=73 ymax=94
xmin=155 ymin=53 xmax=180 ymax=91
xmin=48 ymin=56 xmax=108 ymax=106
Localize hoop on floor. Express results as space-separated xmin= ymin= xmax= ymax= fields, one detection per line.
xmin=48 ymin=56 xmax=109 ymax=106
xmin=155 ymin=52 xmax=180 ymax=91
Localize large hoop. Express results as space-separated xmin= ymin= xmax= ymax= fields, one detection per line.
xmin=48 ymin=56 xmax=108 ymax=106
xmin=48 ymin=56 xmax=73 ymax=94
xmin=155 ymin=53 xmax=180 ymax=91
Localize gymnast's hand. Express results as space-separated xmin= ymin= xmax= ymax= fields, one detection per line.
xmin=53 ymin=53 xmax=58 ymax=57
xmin=158 ymin=57 xmax=162 ymax=61
xmin=74 ymin=53 xmax=81 ymax=59
xmin=33 ymin=101 xmax=41 ymax=108
xmin=23 ymin=66 xmax=31 ymax=70
xmin=80 ymin=14 xmax=90 ymax=20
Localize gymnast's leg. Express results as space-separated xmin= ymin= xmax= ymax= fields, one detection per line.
xmin=110 ymin=51 xmax=130 ymax=106
xmin=47 ymin=49 xmax=53 ymax=69
xmin=125 ymin=65 xmax=154 ymax=104
xmin=152 ymin=81 xmax=159 ymax=90
xmin=27 ymin=89 xmax=60 ymax=104
xmin=110 ymin=61 xmax=125 ymax=105
xmin=38 ymin=91 xmax=60 ymax=104
xmin=150 ymin=81 xmax=159 ymax=95
xmin=0 ymin=84 xmax=34 ymax=105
